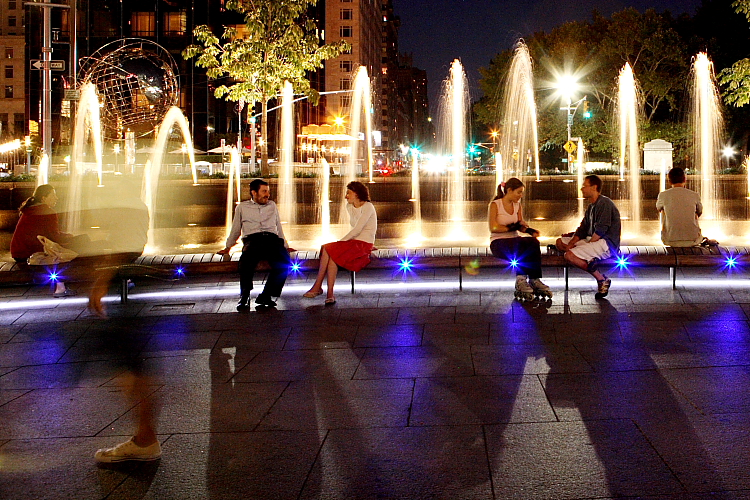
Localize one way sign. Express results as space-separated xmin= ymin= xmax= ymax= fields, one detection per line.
xmin=29 ymin=59 xmax=65 ymax=71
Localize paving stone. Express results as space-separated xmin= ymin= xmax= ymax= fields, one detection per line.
xmin=0 ymin=361 xmax=125 ymax=389
xmin=214 ymin=329 xmax=290 ymax=352
xmin=258 ymin=378 xmax=412 ymax=430
xmin=428 ymin=292 xmax=482 ymax=306
xmin=101 ymin=382 xmax=287 ymax=435
xmin=396 ymin=306 xmax=456 ymax=324
xmin=0 ymin=386 xmax=155 ymax=439
xmin=0 ymin=389 xmax=29 ymax=407
xmin=299 ymin=426 xmax=492 ymax=499
xmin=618 ymin=320 xmax=690 ymax=344
xmin=0 ymin=436 xmax=148 ymax=500
xmin=141 ymin=331 xmax=221 ymax=355
xmin=338 ymin=307 xmax=397 ymax=325
xmin=473 ymin=344 xmax=593 ymax=375
xmin=423 ymin=322 xmax=489 ymax=345
xmin=283 ymin=324 xmax=358 ymax=350
xmin=0 ymin=340 xmax=69 ymax=368
xmin=659 ymin=366 xmax=750 ymax=414
xmin=233 ymin=348 xmax=365 ymax=382
xmin=353 ymin=323 xmax=423 ymax=347
xmin=683 ymin=320 xmax=750 ymax=343
xmin=108 ymin=431 xmax=324 ymax=500
xmin=410 ymin=375 xmax=555 ymax=425
xmin=354 ymin=345 xmax=474 ymax=378
xmin=486 ymin=420 xmax=684 ymax=499
xmin=105 ymin=352 xmax=247 ymax=386
xmin=14 ymin=307 xmax=86 ymax=324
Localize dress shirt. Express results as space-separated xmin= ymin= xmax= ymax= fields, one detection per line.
xmin=225 ymin=198 xmax=287 ymax=248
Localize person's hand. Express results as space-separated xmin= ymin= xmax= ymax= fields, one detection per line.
xmin=287 ymin=247 xmax=297 ymax=253
xmin=217 ymin=248 xmax=230 ymax=255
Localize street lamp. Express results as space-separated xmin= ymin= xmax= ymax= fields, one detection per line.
xmin=554 ymin=74 xmax=583 ymax=171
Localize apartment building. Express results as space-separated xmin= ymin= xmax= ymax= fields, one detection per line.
xmin=0 ymin=0 xmax=25 ymax=138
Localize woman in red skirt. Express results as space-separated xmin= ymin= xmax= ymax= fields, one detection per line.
xmin=303 ymin=181 xmax=377 ymax=304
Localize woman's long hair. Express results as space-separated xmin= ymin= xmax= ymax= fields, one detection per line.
xmin=493 ymin=177 xmax=524 ymax=200
xmin=18 ymin=184 xmax=54 ymax=214
xmin=347 ymin=181 xmax=371 ymax=202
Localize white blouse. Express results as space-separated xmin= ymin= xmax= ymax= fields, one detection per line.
xmin=342 ymin=201 xmax=377 ymax=244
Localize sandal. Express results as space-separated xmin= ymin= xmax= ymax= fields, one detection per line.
xmin=303 ymin=289 xmax=323 ymax=298
xmin=324 ymin=297 xmax=336 ymax=305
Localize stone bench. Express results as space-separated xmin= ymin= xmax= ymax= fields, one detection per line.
xmin=1 ymin=245 xmax=746 ymax=302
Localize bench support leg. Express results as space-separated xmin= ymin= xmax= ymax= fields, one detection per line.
xmin=670 ymin=267 xmax=676 ymax=290
xmin=120 ymin=279 xmax=128 ymax=304
xmin=564 ymin=266 xmax=569 ymax=291
xmin=350 ymin=271 xmax=355 ymax=294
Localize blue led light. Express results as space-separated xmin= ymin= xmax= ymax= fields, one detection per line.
xmin=509 ymin=259 xmax=519 ymax=268
xmin=725 ymin=256 xmax=737 ymax=268
xmin=291 ymin=261 xmax=301 ymax=272
xmin=48 ymin=272 xmax=59 ymax=282
xmin=175 ymin=267 xmax=185 ymax=276
xmin=616 ymin=256 xmax=629 ymax=269
xmin=399 ymin=258 xmax=413 ymax=271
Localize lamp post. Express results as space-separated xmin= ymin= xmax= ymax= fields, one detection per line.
xmin=555 ymin=75 xmax=579 ymax=171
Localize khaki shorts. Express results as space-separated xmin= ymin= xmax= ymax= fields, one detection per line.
xmin=561 ymin=236 xmax=611 ymax=262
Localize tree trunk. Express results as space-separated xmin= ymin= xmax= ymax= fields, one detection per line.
xmin=260 ymin=99 xmax=269 ymax=177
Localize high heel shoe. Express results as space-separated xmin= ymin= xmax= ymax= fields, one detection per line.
xmin=303 ymin=289 xmax=323 ymax=298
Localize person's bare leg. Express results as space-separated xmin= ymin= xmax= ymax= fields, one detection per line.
xmin=325 ymin=259 xmax=339 ymax=300
xmin=123 ymin=373 xmax=158 ymax=447
xmin=306 ymin=246 xmax=330 ymax=295
xmin=565 ymin=251 xmax=605 ymax=280
xmin=555 ymin=238 xmax=567 ymax=251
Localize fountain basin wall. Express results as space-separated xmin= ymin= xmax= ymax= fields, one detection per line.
xmin=1 ymin=175 xmax=749 ymax=231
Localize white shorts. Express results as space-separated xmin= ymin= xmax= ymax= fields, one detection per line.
xmin=561 ymin=236 xmax=611 ymax=262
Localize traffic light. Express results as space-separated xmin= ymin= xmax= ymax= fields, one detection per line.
xmin=583 ymin=101 xmax=591 ymax=119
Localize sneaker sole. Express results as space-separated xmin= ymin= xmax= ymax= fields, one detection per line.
xmin=95 ymin=453 xmax=161 ymax=463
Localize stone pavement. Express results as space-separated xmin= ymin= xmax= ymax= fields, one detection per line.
xmin=2 ymin=266 xmax=750 ymax=499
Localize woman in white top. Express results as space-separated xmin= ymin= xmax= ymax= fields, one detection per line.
xmin=303 ymin=181 xmax=377 ymax=304
xmin=488 ymin=177 xmax=551 ymax=300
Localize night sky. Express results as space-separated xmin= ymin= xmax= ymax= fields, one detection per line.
xmin=393 ymin=0 xmax=704 ymax=111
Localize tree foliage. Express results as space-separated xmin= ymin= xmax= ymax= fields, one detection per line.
xmin=717 ymin=0 xmax=750 ymax=106
xmin=476 ymin=8 xmax=689 ymax=161
xmin=183 ymin=0 xmax=349 ymax=172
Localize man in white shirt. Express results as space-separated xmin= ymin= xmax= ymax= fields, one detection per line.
xmin=656 ymin=167 xmax=703 ymax=247
xmin=219 ymin=179 xmax=292 ymax=310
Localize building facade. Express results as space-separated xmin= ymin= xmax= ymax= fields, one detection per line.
xmin=0 ymin=0 xmax=26 ymax=139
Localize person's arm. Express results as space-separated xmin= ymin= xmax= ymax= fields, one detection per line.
xmin=274 ymin=206 xmax=290 ymax=249
xmin=218 ymin=204 xmax=242 ymax=254
xmin=341 ymin=203 xmax=374 ymax=241
xmin=592 ymin=201 xmax=614 ymax=242
xmin=656 ymin=193 xmax=664 ymax=213
xmin=517 ymin=204 xmax=529 ymax=230
xmin=695 ymin=198 xmax=703 ymax=218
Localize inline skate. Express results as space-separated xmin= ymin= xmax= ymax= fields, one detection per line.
xmin=529 ymin=278 xmax=553 ymax=300
xmin=514 ymin=275 xmax=535 ymax=301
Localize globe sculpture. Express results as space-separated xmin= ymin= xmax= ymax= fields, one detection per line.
xmin=78 ymin=38 xmax=179 ymax=139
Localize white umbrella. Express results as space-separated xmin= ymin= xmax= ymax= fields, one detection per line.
xmin=168 ymin=147 xmax=207 ymax=155
xmin=207 ymin=146 xmax=232 ymax=153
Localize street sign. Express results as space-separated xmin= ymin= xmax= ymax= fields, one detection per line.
xmin=63 ymin=89 xmax=79 ymax=101
xmin=563 ymin=140 xmax=577 ymax=154
xmin=30 ymin=59 xmax=65 ymax=71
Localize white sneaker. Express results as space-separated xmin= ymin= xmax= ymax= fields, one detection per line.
xmin=94 ymin=437 xmax=161 ymax=463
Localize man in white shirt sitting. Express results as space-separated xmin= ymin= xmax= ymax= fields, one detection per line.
xmin=218 ymin=179 xmax=292 ymax=310
xmin=656 ymin=167 xmax=703 ymax=247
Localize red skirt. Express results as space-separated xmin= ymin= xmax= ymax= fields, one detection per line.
xmin=324 ymin=239 xmax=373 ymax=272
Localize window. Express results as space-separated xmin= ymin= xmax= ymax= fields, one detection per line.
xmin=341 ymin=0 xmax=352 ymax=2
xmin=340 ymin=95 xmax=351 ymax=109
xmin=4 ymin=48 xmax=12 ymax=59
xmin=163 ymin=11 xmax=186 ymax=35
xmin=8 ymin=16 xmax=16 ymax=27
xmin=340 ymin=9 xmax=352 ymax=20
xmin=4 ymin=86 xmax=12 ymax=98
xmin=339 ymin=25 xmax=352 ymax=37
xmin=131 ymin=12 xmax=155 ymax=36
xmin=339 ymin=79 xmax=351 ymax=90
xmin=340 ymin=60 xmax=353 ymax=72
xmin=4 ymin=66 xmax=11 ymax=79
xmin=13 ymin=112 xmax=22 ymax=133
xmin=8 ymin=1 xmax=16 ymax=9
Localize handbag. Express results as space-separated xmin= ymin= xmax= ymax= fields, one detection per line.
xmin=27 ymin=235 xmax=78 ymax=265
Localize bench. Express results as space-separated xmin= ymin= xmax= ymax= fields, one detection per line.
xmin=1 ymin=245 xmax=747 ymax=302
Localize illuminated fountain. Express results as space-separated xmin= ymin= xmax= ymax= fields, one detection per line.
xmin=278 ymin=81 xmax=295 ymax=225
xmin=143 ymin=106 xmax=199 ymax=250
xmin=617 ymin=63 xmax=641 ymax=233
xmin=499 ymin=41 xmax=540 ymax=180
xmin=437 ymin=59 xmax=470 ymax=240
xmin=225 ymin=146 xmax=242 ymax=237
xmin=36 ymin=153 xmax=49 ymax=187
xmin=691 ymin=52 xmax=722 ymax=221
xmin=341 ymin=66 xmax=374 ymax=224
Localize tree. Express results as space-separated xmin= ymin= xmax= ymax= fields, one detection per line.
xmin=183 ymin=0 xmax=349 ymax=175
xmin=718 ymin=0 xmax=750 ymax=106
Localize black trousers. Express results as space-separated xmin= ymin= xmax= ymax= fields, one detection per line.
xmin=490 ymin=237 xmax=543 ymax=279
xmin=238 ymin=232 xmax=291 ymax=298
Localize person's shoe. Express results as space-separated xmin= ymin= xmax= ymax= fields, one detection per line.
xmin=303 ymin=289 xmax=323 ymax=298
xmin=236 ymin=294 xmax=250 ymax=311
xmin=255 ymin=294 xmax=277 ymax=307
xmin=53 ymin=288 xmax=77 ymax=298
xmin=595 ymin=277 xmax=611 ymax=299
xmin=94 ymin=438 xmax=161 ymax=463
xmin=324 ymin=297 xmax=336 ymax=305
